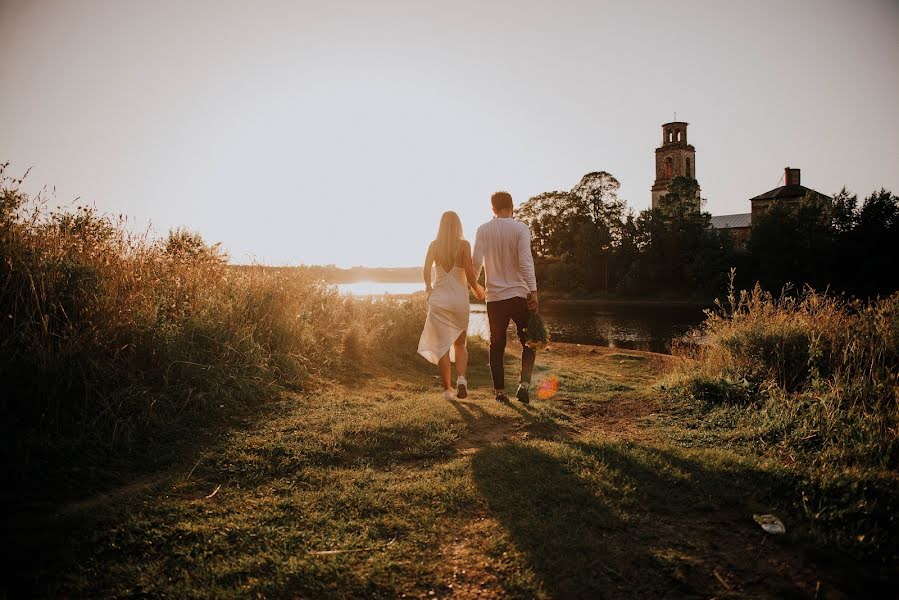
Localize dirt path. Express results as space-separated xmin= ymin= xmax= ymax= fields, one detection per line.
xmin=450 ymin=400 xmax=525 ymax=454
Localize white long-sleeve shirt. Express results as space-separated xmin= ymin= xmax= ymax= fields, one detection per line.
xmin=472 ymin=217 xmax=538 ymax=303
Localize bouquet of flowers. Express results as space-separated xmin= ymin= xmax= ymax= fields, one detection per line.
xmin=524 ymin=312 xmax=549 ymax=351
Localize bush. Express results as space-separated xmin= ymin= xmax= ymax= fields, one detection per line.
xmin=0 ymin=165 xmax=426 ymax=468
xmin=672 ymin=374 xmax=756 ymax=406
xmin=672 ymin=280 xmax=898 ymax=467
xmin=667 ymin=279 xmax=899 ymax=555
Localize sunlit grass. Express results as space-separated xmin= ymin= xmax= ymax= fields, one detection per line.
xmin=665 ymin=277 xmax=899 ymax=555
xmin=0 ymin=164 xmax=427 ymax=473
xmin=4 ymin=166 xmax=896 ymax=596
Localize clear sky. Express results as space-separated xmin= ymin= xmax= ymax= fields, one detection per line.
xmin=2 ymin=0 xmax=897 ymax=267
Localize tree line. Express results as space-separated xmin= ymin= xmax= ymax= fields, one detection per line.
xmin=518 ymin=172 xmax=899 ymax=300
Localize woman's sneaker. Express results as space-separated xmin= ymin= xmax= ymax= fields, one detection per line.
xmin=442 ymin=390 xmax=455 ymax=401
xmin=456 ymin=376 xmax=468 ymax=399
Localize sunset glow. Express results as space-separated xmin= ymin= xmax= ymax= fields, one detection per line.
xmin=2 ymin=0 xmax=897 ymax=266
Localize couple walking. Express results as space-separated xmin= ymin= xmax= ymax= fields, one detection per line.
xmin=417 ymin=191 xmax=538 ymax=404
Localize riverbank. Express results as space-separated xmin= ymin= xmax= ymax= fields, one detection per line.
xmin=329 ymin=284 xmax=709 ymax=354
xmin=539 ymin=291 xmax=711 ymax=308
xmin=328 ymin=282 xmax=713 ymax=310
xmin=8 ymin=342 xmax=894 ymax=598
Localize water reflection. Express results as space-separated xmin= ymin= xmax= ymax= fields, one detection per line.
xmin=336 ymin=281 xmax=422 ymax=296
xmin=537 ymin=304 xmax=705 ymax=353
xmin=336 ymin=282 xmax=705 ymax=354
xmin=469 ymin=303 xmax=703 ymax=354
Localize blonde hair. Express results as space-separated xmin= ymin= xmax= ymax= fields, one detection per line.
xmin=433 ymin=211 xmax=464 ymax=268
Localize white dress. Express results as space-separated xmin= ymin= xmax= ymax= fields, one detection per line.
xmin=418 ymin=264 xmax=470 ymax=364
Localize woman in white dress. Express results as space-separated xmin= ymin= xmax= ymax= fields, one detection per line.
xmin=418 ymin=211 xmax=485 ymax=400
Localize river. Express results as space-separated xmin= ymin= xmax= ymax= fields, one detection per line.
xmin=336 ymin=282 xmax=706 ymax=354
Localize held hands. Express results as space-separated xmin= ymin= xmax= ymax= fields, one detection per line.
xmin=527 ymin=291 xmax=539 ymax=312
xmin=472 ymin=284 xmax=485 ymax=301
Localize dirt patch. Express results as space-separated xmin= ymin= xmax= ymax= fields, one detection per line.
xmin=545 ymin=342 xmax=679 ymax=369
xmin=563 ymin=391 xmax=660 ymax=438
xmin=606 ymin=352 xmax=647 ymax=361
xmin=439 ymin=518 xmax=504 ymax=599
xmin=639 ymin=510 xmax=869 ymax=599
xmin=451 ymin=403 xmax=524 ymax=455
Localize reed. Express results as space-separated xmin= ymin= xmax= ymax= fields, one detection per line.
xmin=667 ymin=273 xmax=898 ymax=553
xmin=672 ymin=277 xmax=897 ymax=467
xmin=0 ymin=164 xmax=426 ymax=464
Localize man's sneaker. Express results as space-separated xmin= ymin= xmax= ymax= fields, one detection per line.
xmin=516 ymin=384 xmax=530 ymax=405
xmin=495 ymin=392 xmax=510 ymax=403
xmin=456 ymin=377 xmax=468 ymax=399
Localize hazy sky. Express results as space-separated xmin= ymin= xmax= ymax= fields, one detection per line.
xmin=2 ymin=0 xmax=897 ymax=267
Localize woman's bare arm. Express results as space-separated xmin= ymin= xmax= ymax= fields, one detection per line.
xmin=461 ymin=241 xmax=485 ymax=299
xmin=461 ymin=242 xmax=478 ymax=287
xmin=423 ymin=242 xmax=435 ymax=292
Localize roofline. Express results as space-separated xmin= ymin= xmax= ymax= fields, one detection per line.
xmin=749 ymin=185 xmax=832 ymax=201
xmin=655 ymin=145 xmax=695 ymax=152
xmin=711 ymin=212 xmax=752 ymax=219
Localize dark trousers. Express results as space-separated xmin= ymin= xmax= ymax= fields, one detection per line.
xmin=486 ymin=296 xmax=536 ymax=391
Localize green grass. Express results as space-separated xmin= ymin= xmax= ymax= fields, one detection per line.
xmin=0 ymin=165 xmax=432 ymax=470
xmin=9 ymin=343 xmax=895 ymax=598
xmin=664 ymin=283 xmax=899 ymax=561
xmin=4 ymin=171 xmax=897 ymax=597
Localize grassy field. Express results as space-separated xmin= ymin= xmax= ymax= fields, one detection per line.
xmin=3 ymin=170 xmax=897 ymax=598
xmin=9 ymin=341 xmax=896 ymax=599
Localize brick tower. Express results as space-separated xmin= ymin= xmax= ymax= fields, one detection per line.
xmin=651 ymin=121 xmax=700 ymax=210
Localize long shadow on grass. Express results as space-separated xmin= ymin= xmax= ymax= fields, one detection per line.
xmin=472 ymin=442 xmax=631 ymax=598
xmin=472 ymin=440 xmax=892 ymax=599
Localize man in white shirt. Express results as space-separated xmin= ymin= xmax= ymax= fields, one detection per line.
xmin=472 ymin=191 xmax=539 ymax=404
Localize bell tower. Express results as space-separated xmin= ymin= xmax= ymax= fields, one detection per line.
xmin=651 ymin=121 xmax=700 ymax=210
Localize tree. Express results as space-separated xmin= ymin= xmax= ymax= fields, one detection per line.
xmin=570 ymin=172 xmax=626 ymax=230
xmin=749 ymin=196 xmax=838 ymax=292
xmin=569 ymin=172 xmax=627 ymax=291
xmin=517 ymin=191 xmax=574 ymax=259
xmin=747 ymin=188 xmax=898 ymax=298
xmin=517 ymin=172 xmax=629 ymax=292
xmin=656 ymin=176 xmax=701 ymax=219
xmin=620 ymin=177 xmax=733 ymax=297
xmin=846 ymin=188 xmax=899 ymax=297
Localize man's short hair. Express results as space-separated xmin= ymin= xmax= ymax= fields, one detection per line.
xmin=491 ymin=191 xmax=513 ymax=211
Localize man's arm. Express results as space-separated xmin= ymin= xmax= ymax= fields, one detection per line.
xmin=518 ymin=225 xmax=538 ymax=310
xmin=472 ymin=226 xmax=485 ymax=281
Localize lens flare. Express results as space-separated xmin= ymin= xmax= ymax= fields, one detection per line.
xmin=536 ymin=375 xmax=559 ymax=400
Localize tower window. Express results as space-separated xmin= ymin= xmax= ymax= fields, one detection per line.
xmin=686 ymin=157 xmax=691 ymax=177
xmin=676 ymin=130 xmax=681 ymax=142
xmin=664 ymin=156 xmax=673 ymax=178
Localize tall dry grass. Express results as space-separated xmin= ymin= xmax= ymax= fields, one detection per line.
xmin=0 ymin=164 xmax=426 ymax=464
xmin=673 ymin=276 xmax=898 ymax=467
xmin=668 ymin=274 xmax=899 ymax=554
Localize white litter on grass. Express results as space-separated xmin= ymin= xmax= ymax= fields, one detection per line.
xmin=753 ymin=514 xmax=786 ymax=534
